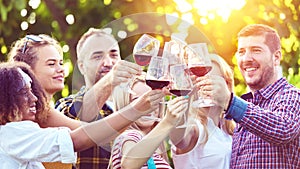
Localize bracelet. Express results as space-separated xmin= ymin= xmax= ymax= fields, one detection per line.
xmin=224 ymin=92 xmax=234 ymax=113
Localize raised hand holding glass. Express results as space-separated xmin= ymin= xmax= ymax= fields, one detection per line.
xmin=187 ymin=43 xmax=214 ymax=108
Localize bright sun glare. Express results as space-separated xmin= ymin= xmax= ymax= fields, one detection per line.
xmin=173 ymin=0 xmax=246 ymax=22
xmin=166 ymin=0 xmax=246 ymax=41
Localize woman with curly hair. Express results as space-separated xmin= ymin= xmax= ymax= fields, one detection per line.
xmin=0 ymin=62 xmax=165 ymax=169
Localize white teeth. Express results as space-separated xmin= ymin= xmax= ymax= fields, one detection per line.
xmin=245 ymin=67 xmax=257 ymax=71
xmin=29 ymin=107 xmax=36 ymax=113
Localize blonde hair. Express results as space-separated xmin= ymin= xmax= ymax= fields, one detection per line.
xmin=189 ymin=53 xmax=235 ymax=145
xmin=111 ymin=73 xmax=168 ymax=161
xmin=111 ymin=73 xmax=157 ymax=131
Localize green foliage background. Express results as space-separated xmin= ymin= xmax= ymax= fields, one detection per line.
xmin=0 ymin=0 xmax=299 ymax=101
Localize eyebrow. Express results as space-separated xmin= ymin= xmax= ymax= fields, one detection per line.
xmin=92 ymin=51 xmax=104 ymax=55
xmin=46 ymin=58 xmax=63 ymax=62
xmin=92 ymin=49 xmax=119 ymax=55
xmin=110 ymin=49 xmax=118 ymax=53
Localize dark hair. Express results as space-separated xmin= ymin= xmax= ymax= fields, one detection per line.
xmin=7 ymin=34 xmax=62 ymax=69
xmin=237 ymin=24 xmax=281 ymax=53
xmin=0 ymin=62 xmax=48 ymax=125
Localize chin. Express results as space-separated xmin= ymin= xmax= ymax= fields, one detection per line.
xmin=55 ymin=86 xmax=64 ymax=91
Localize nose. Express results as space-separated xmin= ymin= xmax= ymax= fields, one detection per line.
xmin=56 ymin=63 xmax=65 ymax=74
xmin=29 ymin=91 xmax=38 ymax=102
xmin=243 ymin=49 xmax=254 ymax=62
xmin=102 ymin=55 xmax=113 ymax=66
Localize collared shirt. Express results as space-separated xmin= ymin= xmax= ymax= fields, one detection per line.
xmin=55 ymin=86 xmax=113 ymax=169
xmin=225 ymin=78 xmax=300 ymax=168
xmin=0 ymin=121 xmax=76 ymax=169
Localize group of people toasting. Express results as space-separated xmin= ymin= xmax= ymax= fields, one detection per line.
xmin=0 ymin=23 xmax=299 ymax=169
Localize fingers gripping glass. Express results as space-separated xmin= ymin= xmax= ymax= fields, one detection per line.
xmin=22 ymin=35 xmax=43 ymax=53
xmin=187 ymin=43 xmax=214 ymax=108
xmin=169 ymin=64 xmax=193 ymax=128
xmin=120 ymin=34 xmax=160 ymax=95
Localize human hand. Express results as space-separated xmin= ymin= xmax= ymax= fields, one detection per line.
xmin=163 ymin=96 xmax=189 ymax=126
xmin=131 ymin=89 xmax=165 ymax=115
xmin=108 ymin=60 xmax=142 ymax=87
xmin=193 ymin=75 xmax=231 ymax=109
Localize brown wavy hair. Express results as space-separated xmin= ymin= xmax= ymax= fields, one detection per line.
xmin=237 ymin=24 xmax=281 ymax=54
xmin=0 ymin=62 xmax=48 ymax=125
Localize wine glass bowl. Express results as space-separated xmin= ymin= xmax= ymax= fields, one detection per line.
xmin=146 ymin=56 xmax=170 ymax=90
xmin=133 ymin=34 xmax=160 ymax=66
xmin=120 ymin=34 xmax=160 ymax=95
xmin=169 ymin=64 xmax=193 ymax=97
xmin=187 ymin=43 xmax=212 ymax=77
xmin=186 ymin=43 xmax=214 ymax=108
xmin=162 ymin=40 xmax=185 ymax=66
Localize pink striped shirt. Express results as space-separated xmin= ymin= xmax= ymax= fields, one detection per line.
xmin=111 ymin=130 xmax=172 ymax=169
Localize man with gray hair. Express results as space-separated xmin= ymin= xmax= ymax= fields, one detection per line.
xmin=56 ymin=28 xmax=141 ymax=169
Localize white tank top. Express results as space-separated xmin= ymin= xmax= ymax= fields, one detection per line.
xmin=172 ymin=118 xmax=232 ymax=169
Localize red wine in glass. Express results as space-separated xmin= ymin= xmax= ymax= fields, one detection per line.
xmin=134 ymin=54 xmax=152 ymax=66
xmin=146 ymin=79 xmax=170 ymax=90
xmin=189 ymin=65 xmax=212 ymax=77
xmin=169 ymin=89 xmax=191 ymax=96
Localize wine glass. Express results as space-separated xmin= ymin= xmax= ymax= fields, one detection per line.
xmin=120 ymin=34 xmax=160 ymax=94
xmin=162 ymin=40 xmax=185 ymax=66
xmin=133 ymin=34 xmax=160 ymax=66
xmin=141 ymin=56 xmax=170 ymax=121
xmin=169 ymin=64 xmax=193 ymax=128
xmin=146 ymin=56 xmax=170 ymax=90
xmin=187 ymin=43 xmax=214 ymax=108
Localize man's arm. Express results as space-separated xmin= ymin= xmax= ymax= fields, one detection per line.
xmin=81 ymin=60 xmax=142 ymax=121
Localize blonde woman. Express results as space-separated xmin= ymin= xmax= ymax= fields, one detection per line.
xmin=170 ymin=54 xmax=235 ymax=169
xmin=110 ymin=74 xmax=189 ymax=169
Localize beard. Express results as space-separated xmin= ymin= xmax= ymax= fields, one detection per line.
xmin=245 ymin=64 xmax=276 ymax=91
xmin=94 ymin=66 xmax=113 ymax=83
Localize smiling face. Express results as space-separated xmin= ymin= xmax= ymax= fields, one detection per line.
xmin=78 ymin=35 xmax=121 ymax=88
xmin=16 ymin=70 xmax=38 ymax=121
xmin=33 ymin=45 xmax=65 ymax=98
xmin=236 ymin=35 xmax=281 ymax=91
xmin=130 ymin=81 xmax=157 ymax=129
xmin=19 ymin=84 xmax=38 ymax=121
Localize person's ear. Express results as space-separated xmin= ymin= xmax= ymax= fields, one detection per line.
xmin=273 ymin=50 xmax=282 ymax=66
xmin=77 ymin=60 xmax=85 ymax=75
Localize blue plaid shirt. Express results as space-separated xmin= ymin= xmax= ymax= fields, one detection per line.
xmin=55 ymin=86 xmax=113 ymax=169
xmin=225 ymin=78 xmax=300 ymax=168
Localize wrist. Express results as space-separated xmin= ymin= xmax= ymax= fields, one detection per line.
xmin=224 ymin=92 xmax=233 ymax=113
xmin=118 ymin=104 xmax=143 ymax=121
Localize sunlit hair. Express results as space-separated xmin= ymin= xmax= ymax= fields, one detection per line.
xmin=237 ymin=24 xmax=281 ymax=53
xmin=209 ymin=54 xmax=235 ymax=135
xmin=111 ymin=72 xmax=157 ymax=131
xmin=0 ymin=62 xmax=48 ymax=125
xmin=189 ymin=54 xmax=235 ymax=145
xmin=76 ymin=28 xmax=118 ymax=61
xmin=111 ymin=72 xmax=168 ymax=160
xmin=8 ymin=34 xmax=63 ymax=69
